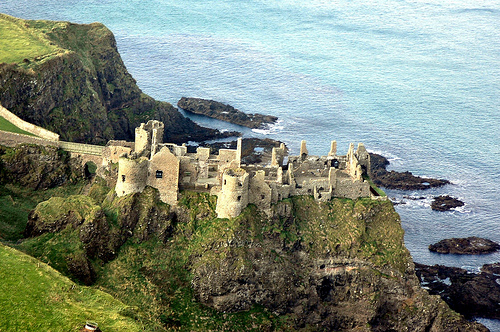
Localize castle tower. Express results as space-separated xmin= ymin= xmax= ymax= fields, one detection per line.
xmin=135 ymin=124 xmax=150 ymax=156
xmin=115 ymin=156 xmax=149 ymax=197
xmin=134 ymin=120 xmax=164 ymax=157
xmin=215 ymin=168 xmax=249 ymax=219
xmin=300 ymin=140 xmax=308 ymax=160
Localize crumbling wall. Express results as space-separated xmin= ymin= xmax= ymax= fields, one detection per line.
xmin=248 ymin=170 xmax=272 ymax=216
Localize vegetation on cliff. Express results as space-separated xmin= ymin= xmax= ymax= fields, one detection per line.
xmin=0 ymin=13 xmax=231 ymax=144
xmin=3 ymin=173 xmax=486 ymax=331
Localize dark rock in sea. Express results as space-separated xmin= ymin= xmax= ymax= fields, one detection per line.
xmin=482 ymin=262 xmax=500 ymax=274
xmin=431 ymin=195 xmax=465 ymax=211
xmin=178 ymin=97 xmax=278 ymax=129
xmin=429 ymin=237 xmax=500 ymax=254
xmin=415 ymin=262 xmax=500 ymax=320
xmin=369 ymin=153 xmax=450 ymax=190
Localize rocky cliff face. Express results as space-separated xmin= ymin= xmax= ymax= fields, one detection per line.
xmin=0 ymin=144 xmax=83 ymax=190
xmin=0 ymin=15 xmax=228 ymax=144
xmin=13 ymin=180 xmax=488 ymax=330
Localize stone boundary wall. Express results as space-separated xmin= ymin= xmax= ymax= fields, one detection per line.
xmin=0 ymin=130 xmax=104 ymax=157
xmin=0 ymin=130 xmax=59 ymax=148
xmin=0 ymin=104 xmax=60 ymax=141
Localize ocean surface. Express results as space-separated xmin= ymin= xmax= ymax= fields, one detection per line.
xmin=2 ymin=0 xmax=499 ymax=328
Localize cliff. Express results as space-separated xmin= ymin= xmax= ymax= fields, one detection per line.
xmin=0 ymin=14 xmax=230 ymax=144
xmin=14 ymin=181 xmax=487 ymax=331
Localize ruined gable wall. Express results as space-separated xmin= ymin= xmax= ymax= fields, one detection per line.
xmin=147 ymin=147 xmax=179 ymax=206
xmin=115 ymin=157 xmax=149 ymax=197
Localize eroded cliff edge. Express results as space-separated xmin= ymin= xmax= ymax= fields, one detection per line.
xmin=0 ymin=14 xmax=230 ymax=144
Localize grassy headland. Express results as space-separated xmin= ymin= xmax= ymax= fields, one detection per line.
xmin=0 ymin=14 xmax=62 ymax=66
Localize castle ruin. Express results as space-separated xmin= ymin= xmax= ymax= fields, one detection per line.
xmin=107 ymin=120 xmax=377 ymax=219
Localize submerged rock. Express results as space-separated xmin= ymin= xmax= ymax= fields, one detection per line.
xmin=431 ymin=195 xmax=465 ymax=211
xmin=369 ymin=153 xmax=450 ymax=190
xmin=178 ymin=97 xmax=278 ymax=129
xmin=415 ymin=262 xmax=500 ymax=320
xmin=429 ymin=237 xmax=500 ymax=254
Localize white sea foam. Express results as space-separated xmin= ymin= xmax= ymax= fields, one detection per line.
xmin=251 ymin=119 xmax=284 ymax=135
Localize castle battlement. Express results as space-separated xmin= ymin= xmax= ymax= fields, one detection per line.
xmin=109 ymin=120 xmax=377 ymax=218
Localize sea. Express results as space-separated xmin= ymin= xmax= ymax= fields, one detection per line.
xmin=2 ymin=0 xmax=499 ymax=329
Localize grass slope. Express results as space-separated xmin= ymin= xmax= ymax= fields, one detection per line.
xmin=0 ymin=243 xmax=145 ymax=331
xmin=0 ymin=13 xmax=62 ymax=66
xmin=0 ymin=182 xmax=85 ymax=241
xmin=0 ymin=115 xmax=35 ymax=136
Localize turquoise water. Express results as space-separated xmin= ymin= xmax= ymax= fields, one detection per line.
xmin=2 ymin=0 xmax=499 ymax=328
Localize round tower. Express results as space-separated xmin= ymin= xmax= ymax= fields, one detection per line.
xmin=115 ymin=156 xmax=149 ymax=197
xmin=215 ymin=168 xmax=249 ymax=219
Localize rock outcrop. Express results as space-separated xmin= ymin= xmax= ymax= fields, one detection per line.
xmin=0 ymin=144 xmax=83 ymax=190
xmin=178 ymin=97 xmax=278 ymax=129
xmin=369 ymin=153 xmax=450 ymax=190
xmin=429 ymin=237 xmax=500 ymax=254
xmin=22 ymin=186 xmax=175 ymax=285
xmin=0 ymin=14 xmax=230 ymax=144
xmin=431 ymin=195 xmax=465 ymax=211
xmin=416 ymin=262 xmax=500 ymax=320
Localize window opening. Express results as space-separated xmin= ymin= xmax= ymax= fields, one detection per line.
xmin=122 ymin=175 xmax=126 ymax=182
xmin=156 ymin=170 xmax=163 ymax=178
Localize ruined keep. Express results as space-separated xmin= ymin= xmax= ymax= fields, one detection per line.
xmin=109 ymin=120 xmax=378 ymax=219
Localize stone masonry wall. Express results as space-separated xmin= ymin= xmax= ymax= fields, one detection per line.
xmin=147 ymin=147 xmax=179 ymax=206
xmin=0 ymin=104 xmax=59 ymax=140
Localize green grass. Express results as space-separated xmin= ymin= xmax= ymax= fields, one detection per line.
xmin=0 ymin=115 xmax=36 ymax=136
xmin=0 ymin=182 xmax=85 ymax=241
xmin=363 ymin=174 xmax=387 ymax=197
xmin=0 ymin=243 xmax=146 ymax=331
xmin=0 ymin=14 xmax=61 ymax=66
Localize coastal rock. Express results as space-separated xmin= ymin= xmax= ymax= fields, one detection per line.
xmin=482 ymin=262 xmax=500 ymax=274
xmin=369 ymin=153 xmax=450 ymax=190
xmin=0 ymin=15 xmax=230 ymax=144
xmin=415 ymin=262 xmax=500 ymax=320
xmin=178 ymin=97 xmax=278 ymax=129
xmin=429 ymin=237 xmax=500 ymax=254
xmin=431 ymin=195 xmax=465 ymax=211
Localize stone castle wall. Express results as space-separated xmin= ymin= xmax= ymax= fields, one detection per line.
xmin=0 ymin=104 xmax=59 ymax=141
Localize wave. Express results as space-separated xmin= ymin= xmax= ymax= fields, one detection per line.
xmin=251 ymin=119 xmax=285 ymax=135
